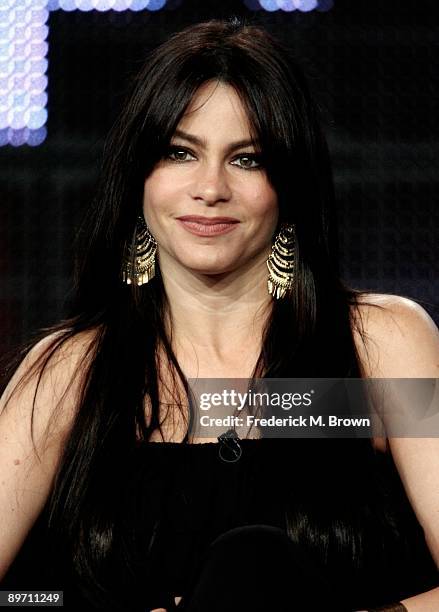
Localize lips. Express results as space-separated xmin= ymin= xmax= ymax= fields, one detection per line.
xmin=176 ymin=215 xmax=240 ymax=225
xmin=176 ymin=215 xmax=240 ymax=237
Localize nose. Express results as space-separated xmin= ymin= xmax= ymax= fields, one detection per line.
xmin=190 ymin=162 xmax=232 ymax=206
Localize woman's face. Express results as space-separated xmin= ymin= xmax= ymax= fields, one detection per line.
xmin=143 ymin=81 xmax=279 ymax=277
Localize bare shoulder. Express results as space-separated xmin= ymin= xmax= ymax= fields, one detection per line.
xmin=1 ymin=327 xmax=99 ymax=438
xmin=351 ymin=297 xmax=439 ymax=568
xmin=351 ymin=293 xmax=439 ymax=378
xmin=0 ymin=328 xmax=99 ymax=580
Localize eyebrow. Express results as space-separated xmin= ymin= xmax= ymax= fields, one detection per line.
xmin=172 ymin=129 xmax=260 ymax=153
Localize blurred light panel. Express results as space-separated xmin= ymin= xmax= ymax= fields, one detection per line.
xmin=0 ymin=0 xmax=49 ymax=146
xmin=0 ymin=0 xmax=167 ymax=148
xmin=245 ymin=0 xmax=333 ymax=10
xmin=48 ymin=0 xmax=167 ymax=11
xmin=1 ymin=0 xmax=331 ymax=148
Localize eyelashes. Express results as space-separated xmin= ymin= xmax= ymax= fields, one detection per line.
xmin=165 ymin=145 xmax=264 ymax=170
xmin=231 ymin=153 xmax=263 ymax=170
xmin=166 ymin=147 xmax=194 ymax=163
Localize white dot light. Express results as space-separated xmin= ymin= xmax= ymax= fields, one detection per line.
xmin=148 ymin=0 xmax=166 ymax=9
xmin=58 ymin=0 xmax=77 ymax=12
xmin=113 ymin=0 xmax=129 ymax=10
xmin=0 ymin=112 xmax=8 ymax=129
xmin=259 ymin=0 xmax=278 ymax=11
xmin=76 ymin=0 xmax=94 ymax=9
xmin=27 ymin=125 xmax=46 ymax=145
xmin=277 ymin=1 xmax=296 ymax=10
xmin=0 ymin=128 xmax=8 ymax=145
xmin=130 ymin=0 xmax=150 ymax=10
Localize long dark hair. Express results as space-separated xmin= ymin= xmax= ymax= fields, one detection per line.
xmin=2 ymin=18 xmax=376 ymax=607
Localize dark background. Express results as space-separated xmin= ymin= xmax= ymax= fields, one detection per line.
xmin=1 ymin=0 xmax=438 ymax=358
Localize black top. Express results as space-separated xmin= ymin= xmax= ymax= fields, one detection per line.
xmin=3 ymin=438 xmax=438 ymax=610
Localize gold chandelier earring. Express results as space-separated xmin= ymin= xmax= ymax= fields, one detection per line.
xmin=121 ymin=215 xmax=157 ymax=286
xmin=266 ymin=222 xmax=296 ymax=300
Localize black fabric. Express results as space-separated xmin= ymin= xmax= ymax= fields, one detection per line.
xmin=3 ymin=438 xmax=438 ymax=611
xmin=178 ymin=524 xmax=339 ymax=611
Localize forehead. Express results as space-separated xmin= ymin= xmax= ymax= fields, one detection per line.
xmin=177 ymin=81 xmax=253 ymax=138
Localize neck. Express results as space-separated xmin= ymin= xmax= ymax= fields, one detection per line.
xmin=159 ymin=249 xmax=272 ymax=361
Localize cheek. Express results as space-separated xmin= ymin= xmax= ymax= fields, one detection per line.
xmin=143 ymin=174 xmax=173 ymax=222
xmin=248 ymin=185 xmax=278 ymax=226
xmin=244 ymin=179 xmax=277 ymax=210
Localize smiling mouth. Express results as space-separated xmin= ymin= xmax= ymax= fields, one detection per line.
xmin=176 ymin=216 xmax=240 ymax=236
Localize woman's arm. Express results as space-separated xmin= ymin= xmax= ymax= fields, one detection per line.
xmin=0 ymin=332 xmax=91 ymax=580
xmin=357 ymin=295 xmax=439 ymax=610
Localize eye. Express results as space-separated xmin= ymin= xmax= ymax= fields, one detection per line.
xmin=231 ymin=154 xmax=262 ymax=170
xmin=166 ymin=146 xmax=196 ymax=162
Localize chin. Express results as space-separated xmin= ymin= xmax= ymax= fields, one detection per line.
xmin=185 ymin=262 xmax=232 ymax=276
xmin=170 ymin=248 xmax=235 ymax=275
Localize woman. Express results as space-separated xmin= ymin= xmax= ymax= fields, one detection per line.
xmin=1 ymin=19 xmax=438 ymax=612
